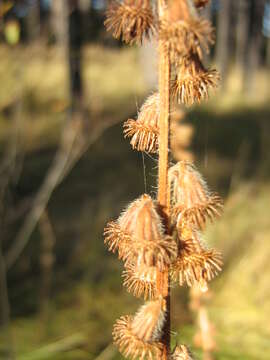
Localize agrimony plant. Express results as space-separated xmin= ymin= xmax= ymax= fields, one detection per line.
xmin=104 ymin=1 xmax=222 ymax=359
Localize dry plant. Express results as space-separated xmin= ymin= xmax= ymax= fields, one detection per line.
xmin=104 ymin=1 xmax=222 ymax=359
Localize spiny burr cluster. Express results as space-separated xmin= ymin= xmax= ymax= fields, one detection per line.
xmin=104 ymin=1 xmax=222 ymax=359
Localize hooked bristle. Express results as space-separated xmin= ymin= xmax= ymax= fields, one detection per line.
xmin=105 ymin=0 xmax=156 ymax=45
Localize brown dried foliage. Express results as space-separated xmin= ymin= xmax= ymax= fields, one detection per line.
xmin=105 ymin=0 xmax=155 ymax=45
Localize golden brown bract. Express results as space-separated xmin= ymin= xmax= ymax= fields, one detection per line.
xmin=105 ymin=0 xmax=156 ymax=45
xmin=124 ymin=93 xmax=160 ymax=153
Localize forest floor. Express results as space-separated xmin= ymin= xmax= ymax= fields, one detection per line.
xmin=0 ymin=44 xmax=270 ymax=359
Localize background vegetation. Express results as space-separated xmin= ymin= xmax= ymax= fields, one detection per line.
xmin=0 ymin=1 xmax=270 ymax=359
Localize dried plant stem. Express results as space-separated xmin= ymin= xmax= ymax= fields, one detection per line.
xmin=158 ymin=1 xmax=171 ymax=358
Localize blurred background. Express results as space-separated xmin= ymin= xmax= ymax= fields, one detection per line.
xmin=0 ymin=0 xmax=269 ymax=359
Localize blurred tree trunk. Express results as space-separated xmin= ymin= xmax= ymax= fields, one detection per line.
xmin=0 ymin=241 xmax=14 ymax=359
xmin=235 ymin=0 xmax=250 ymax=91
xmin=244 ymin=0 xmax=265 ymax=94
xmin=25 ymin=0 xmax=40 ymax=41
xmin=39 ymin=211 xmax=55 ymax=327
xmin=215 ymin=0 xmax=231 ymax=90
xmin=51 ymin=0 xmax=84 ymax=113
xmin=68 ymin=0 xmax=84 ymax=113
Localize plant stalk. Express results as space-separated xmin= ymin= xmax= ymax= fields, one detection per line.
xmin=158 ymin=1 xmax=171 ymax=358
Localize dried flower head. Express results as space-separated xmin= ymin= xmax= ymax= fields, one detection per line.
xmin=171 ymin=345 xmax=194 ymax=360
xmin=131 ymin=299 xmax=166 ymax=342
xmin=171 ymin=54 xmax=220 ymax=106
xmin=104 ymin=194 xmax=177 ymax=268
xmin=123 ymin=263 xmax=159 ymax=300
xmin=113 ymin=315 xmax=163 ymax=360
xmin=127 ymin=236 xmax=177 ymax=271
xmin=171 ymin=234 xmax=223 ymax=289
xmin=104 ymin=194 xmax=152 ymax=259
xmin=105 ymin=0 xmax=155 ymax=45
xmin=124 ymin=93 xmax=160 ymax=153
xmin=160 ymin=17 xmax=214 ymax=64
xmin=169 ymin=161 xmax=223 ymax=229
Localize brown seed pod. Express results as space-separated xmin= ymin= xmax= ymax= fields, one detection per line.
xmin=171 ymin=240 xmax=223 ymax=289
xmin=104 ymin=0 xmax=156 ymax=45
xmin=125 ymin=236 xmax=177 ymax=271
xmin=159 ymin=17 xmax=214 ymax=64
xmin=171 ymin=345 xmax=194 ymax=360
xmin=104 ymin=194 xmax=177 ymax=268
xmin=123 ymin=93 xmax=160 ymax=153
xmin=131 ymin=299 xmax=166 ymax=342
xmin=122 ymin=263 xmax=159 ymax=300
xmin=171 ymin=54 xmax=220 ymax=106
xmin=113 ymin=315 xmax=163 ymax=360
xmin=104 ymin=194 xmax=153 ymax=259
xmin=169 ymin=161 xmax=223 ymax=229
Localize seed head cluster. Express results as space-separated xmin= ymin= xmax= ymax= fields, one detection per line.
xmin=104 ymin=1 xmax=222 ymax=359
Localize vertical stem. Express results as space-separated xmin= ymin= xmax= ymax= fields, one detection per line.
xmin=158 ymin=1 xmax=171 ymax=358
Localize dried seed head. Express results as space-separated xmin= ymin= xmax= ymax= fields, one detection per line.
xmin=171 ymin=54 xmax=219 ymax=106
xmin=171 ymin=345 xmax=194 ymax=360
xmin=122 ymin=263 xmax=159 ymax=300
xmin=171 ymin=244 xmax=223 ymax=288
xmin=160 ymin=17 xmax=214 ymax=64
xmin=113 ymin=315 xmax=163 ymax=360
xmin=119 ymin=194 xmax=177 ymax=269
xmin=131 ymin=299 xmax=166 ymax=342
xmin=104 ymin=194 xmax=153 ymax=259
xmin=169 ymin=161 xmax=223 ymax=229
xmin=104 ymin=194 xmax=177 ymax=268
xmin=105 ymin=0 xmax=156 ymax=45
xmin=123 ymin=93 xmax=160 ymax=153
xmin=128 ymin=236 xmax=177 ymax=271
